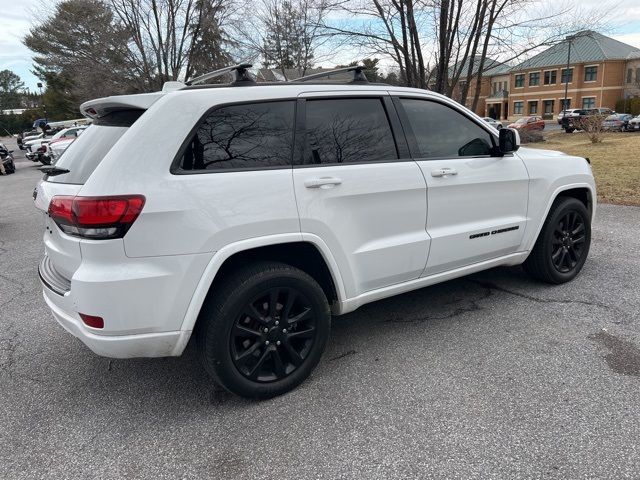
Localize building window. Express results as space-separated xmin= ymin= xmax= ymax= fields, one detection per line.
xmin=543 ymin=100 xmax=554 ymax=114
xmin=514 ymin=74 xmax=524 ymax=88
xmin=636 ymin=68 xmax=640 ymax=83
xmin=543 ymin=70 xmax=557 ymax=85
xmin=561 ymin=68 xmax=573 ymax=83
xmin=560 ymin=98 xmax=571 ymax=111
xmin=628 ymin=69 xmax=634 ymax=84
xmin=582 ymin=97 xmax=596 ymax=109
xmin=584 ymin=66 xmax=597 ymax=82
xmin=529 ymin=72 xmax=540 ymax=86
xmin=528 ymin=101 xmax=538 ymax=114
xmin=514 ymin=101 xmax=523 ymax=114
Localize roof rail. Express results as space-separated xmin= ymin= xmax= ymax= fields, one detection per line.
xmin=290 ymin=66 xmax=369 ymax=83
xmin=185 ymin=63 xmax=255 ymax=86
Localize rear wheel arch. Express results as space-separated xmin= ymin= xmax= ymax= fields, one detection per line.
xmin=182 ymin=240 xmax=344 ymax=336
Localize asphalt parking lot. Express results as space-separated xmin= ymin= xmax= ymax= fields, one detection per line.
xmin=1 ymin=138 xmax=639 ymax=479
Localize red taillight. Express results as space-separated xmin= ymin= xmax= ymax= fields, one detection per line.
xmin=37 ymin=145 xmax=47 ymax=153
xmin=79 ymin=313 xmax=104 ymax=329
xmin=48 ymin=195 xmax=145 ymax=239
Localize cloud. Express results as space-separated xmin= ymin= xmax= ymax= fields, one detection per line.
xmin=612 ymin=33 xmax=640 ymax=49
xmin=0 ymin=0 xmax=39 ymax=90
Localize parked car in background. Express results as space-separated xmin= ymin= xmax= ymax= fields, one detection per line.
xmin=508 ymin=115 xmax=545 ymax=131
xmin=25 ymin=126 xmax=87 ymax=164
xmin=0 ymin=142 xmax=15 ymax=174
xmin=594 ymin=107 xmax=614 ymax=116
xmin=628 ymin=115 xmax=640 ymax=131
xmin=482 ymin=117 xmax=503 ymax=130
xmin=557 ymin=109 xmax=581 ymax=124
xmin=602 ymin=113 xmax=633 ymax=131
xmin=35 ymin=64 xmax=596 ymax=399
xmin=17 ymin=129 xmax=40 ymax=150
xmin=561 ymin=109 xmax=600 ymax=133
xmin=47 ymin=134 xmax=83 ymax=164
xmin=20 ymin=131 xmax=44 ymax=150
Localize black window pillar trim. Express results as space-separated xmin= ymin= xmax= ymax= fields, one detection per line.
xmin=382 ymin=96 xmax=410 ymax=159
xmin=293 ymin=98 xmax=306 ymax=167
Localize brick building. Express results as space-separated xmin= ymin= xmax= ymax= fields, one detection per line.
xmin=504 ymin=31 xmax=640 ymax=120
xmin=449 ymin=57 xmax=510 ymax=119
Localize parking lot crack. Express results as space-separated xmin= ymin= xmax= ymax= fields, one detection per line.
xmin=469 ymin=280 xmax=614 ymax=311
xmin=384 ymin=282 xmax=494 ymax=324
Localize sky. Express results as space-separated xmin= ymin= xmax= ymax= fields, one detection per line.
xmin=2 ymin=0 xmax=640 ymax=92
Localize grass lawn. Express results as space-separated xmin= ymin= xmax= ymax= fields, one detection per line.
xmin=528 ymin=131 xmax=640 ymax=206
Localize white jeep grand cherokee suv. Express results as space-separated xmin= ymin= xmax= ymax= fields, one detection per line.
xmin=35 ymin=65 xmax=595 ymax=399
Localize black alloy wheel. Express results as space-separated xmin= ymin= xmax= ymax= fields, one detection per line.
xmin=231 ymin=287 xmax=317 ymax=382
xmin=550 ymin=210 xmax=587 ymax=274
xmin=523 ymin=196 xmax=591 ymax=284
xmin=196 ymin=262 xmax=330 ymax=399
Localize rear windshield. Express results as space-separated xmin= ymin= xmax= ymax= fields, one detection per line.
xmin=46 ymin=109 xmax=142 ymax=184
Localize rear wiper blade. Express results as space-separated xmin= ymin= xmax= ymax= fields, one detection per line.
xmin=39 ymin=166 xmax=70 ymax=177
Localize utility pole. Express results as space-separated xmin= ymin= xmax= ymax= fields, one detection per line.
xmin=562 ymin=36 xmax=572 ymax=116
xmin=37 ymin=82 xmax=48 ymax=126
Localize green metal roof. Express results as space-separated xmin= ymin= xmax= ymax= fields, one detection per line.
xmin=448 ymin=56 xmax=508 ymax=78
xmin=513 ymin=31 xmax=640 ymax=71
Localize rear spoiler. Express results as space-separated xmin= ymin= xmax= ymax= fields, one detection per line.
xmin=80 ymin=92 xmax=164 ymax=120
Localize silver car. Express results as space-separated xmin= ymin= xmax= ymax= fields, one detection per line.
xmin=628 ymin=114 xmax=640 ymax=131
xmin=482 ymin=117 xmax=503 ymax=130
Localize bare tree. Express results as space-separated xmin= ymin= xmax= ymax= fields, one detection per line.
xmin=323 ymin=0 xmax=618 ymax=111
xmin=109 ymin=0 xmax=232 ymax=89
xmin=322 ymin=0 xmax=431 ymax=88
xmin=241 ymin=0 xmax=330 ymax=79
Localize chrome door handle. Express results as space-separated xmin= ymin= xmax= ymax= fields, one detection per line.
xmin=431 ymin=167 xmax=458 ymax=177
xmin=304 ymin=177 xmax=342 ymax=189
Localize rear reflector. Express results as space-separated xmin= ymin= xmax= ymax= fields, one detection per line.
xmin=79 ymin=313 xmax=104 ymax=329
xmin=48 ymin=195 xmax=145 ymax=239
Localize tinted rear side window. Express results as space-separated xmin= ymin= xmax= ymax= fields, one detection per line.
xmin=47 ymin=125 xmax=128 ymax=184
xmin=303 ymin=98 xmax=398 ymax=165
xmin=177 ymin=101 xmax=295 ymax=171
xmin=399 ymin=98 xmax=495 ymax=159
xmin=47 ymin=109 xmax=143 ymax=184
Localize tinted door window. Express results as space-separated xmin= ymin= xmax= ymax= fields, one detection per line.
xmin=303 ymin=98 xmax=397 ymax=165
xmin=179 ymin=101 xmax=295 ymax=171
xmin=399 ymin=98 xmax=495 ymax=159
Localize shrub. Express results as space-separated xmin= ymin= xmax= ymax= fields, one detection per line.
xmin=581 ymin=114 xmax=606 ymax=144
xmin=518 ymin=129 xmax=545 ymax=144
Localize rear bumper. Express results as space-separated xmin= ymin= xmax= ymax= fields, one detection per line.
xmin=38 ymin=247 xmax=212 ymax=358
xmin=42 ymin=287 xmax=190 ymax=358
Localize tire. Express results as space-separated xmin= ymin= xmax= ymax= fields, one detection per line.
xmin=196 ymin=261 xmax=331 ymax=399
xmin=523 ymin=197 xmax=591 ymax=284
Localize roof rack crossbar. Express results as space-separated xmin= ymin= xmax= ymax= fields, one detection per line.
xmin=185 ymin=63 xmax=254 ymax=86
xmin=290 ymin=66 xmax=369 ymax=83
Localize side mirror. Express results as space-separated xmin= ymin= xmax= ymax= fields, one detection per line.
xmin=499 ymin=127 xmax=520 ymax=154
